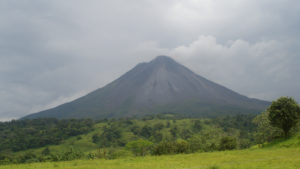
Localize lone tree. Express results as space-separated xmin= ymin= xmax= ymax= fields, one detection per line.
xmin=268 ymin=97 xmax=300 ymax=137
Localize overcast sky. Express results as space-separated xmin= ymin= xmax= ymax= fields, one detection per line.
xmin=1 ymin=0 xmax=300 ymax=121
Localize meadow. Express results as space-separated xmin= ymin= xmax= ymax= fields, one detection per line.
xmin=1 ymin=147 xmax=299 ymax=169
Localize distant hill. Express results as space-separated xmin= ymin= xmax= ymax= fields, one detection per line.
xmin=23 ymin=55 xmax=270 ymax=119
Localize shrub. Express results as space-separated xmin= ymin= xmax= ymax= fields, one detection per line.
xmin=253 ymin=111 xmax=283 ymax=144
xmin=219 ymin=136 xmax=237 ymax=151
xmin=92 ymin=124 xmax=123 ymax=147
xmin=50 ymin=148 xmax=84 ymax=161
xmin=42 ymin=147 xmax=51 ymax=156
xmin=152 ymin=140 xmax=190 ymax=155
xmin=126 ymin=139 xmax=153 ymax=156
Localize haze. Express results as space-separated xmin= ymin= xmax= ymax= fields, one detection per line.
xmin=0 ymin=0 xmax=299 ymax=121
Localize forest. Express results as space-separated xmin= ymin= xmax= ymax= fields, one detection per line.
xmin=0 ymin=97 xmax=299 ymax=165
xmin=0 ymin=114 xmax=288 ymax=164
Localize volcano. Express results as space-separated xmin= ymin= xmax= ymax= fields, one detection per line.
xmin=24 ymin=56 xmax=270 ymax=119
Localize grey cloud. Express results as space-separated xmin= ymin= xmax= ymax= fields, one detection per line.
xmin=168 ymin=36 xmax=300 ymax=102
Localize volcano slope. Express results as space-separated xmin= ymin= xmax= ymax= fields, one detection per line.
xmin=24 ymin=56 xmax=270 ymax=119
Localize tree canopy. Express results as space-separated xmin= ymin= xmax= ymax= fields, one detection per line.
xmin=268 ymin=97 xmax=300 ymax=137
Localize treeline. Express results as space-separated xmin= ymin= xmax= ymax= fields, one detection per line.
xmin=90 ymin=114 xmax=256 ymax=156
xmin=0 ymin=118 xmax=94 ymax=152
xmin=0 ymin=147 xmax=85 ymax=164
xmin=0 ymin=115 xmax=256 ymax=164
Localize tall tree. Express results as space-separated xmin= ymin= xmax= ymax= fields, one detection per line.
xmin=268 ymin=97 xmax=300 ymax=137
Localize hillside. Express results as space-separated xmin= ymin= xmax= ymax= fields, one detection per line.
xmin=0 ymin=115 xmax=258 ymax=164
xmin=24 ymin=56 xmax=270 ymax=119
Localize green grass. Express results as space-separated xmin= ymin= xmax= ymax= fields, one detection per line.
xmin=263 ymin=134 xmax=300 ymax=148
xmin=2 ymin=147 xmax=299 ymax=169
xmin=250 ymin=133 xmax=300 ymax=149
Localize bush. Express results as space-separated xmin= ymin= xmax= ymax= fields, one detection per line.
xmin=126 ymin=139 xmax=153 ymax=156
xmin=105 ymin=149 xmax=132 ymax=159
xmin=42 ymin=147 xmax=51 ymax=156
xmin=87 ymin=148 xmax=132 ymax=160
xmin=50 ymin=148 xmax=84 ymax=161
xmin=253 ymin=111 xmax=282 ymax=144
xmin=152 ymin=140 xmax=190 ymax=155
xmin=219 ymin=136 xmax=237 ymax=151
xmin=188 ymin=128 xmax=223 ymax=152
xmin=193 ymin=120 xmax=203 ymax=132
xmin=92 ymin=124 xmax=123 ymax=147
xmin=140 ymin=125 xmax=153 ymax=138
xmin=175 ymin=139 xmax=190 ymax=153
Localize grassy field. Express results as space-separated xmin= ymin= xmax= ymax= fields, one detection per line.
xmin=1 ymin=147 xmax=299 ymax=169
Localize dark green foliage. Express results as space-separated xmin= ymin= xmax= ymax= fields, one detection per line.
xmin=212 ymin=114 xmax=257 ymax=147
xmin=211 ymin=115 xmax=257 ymax=133
xmin=188 ymin=130 xmax=221 ymax=152
xmin=126 ymin=139 xmax=153 ymax=156
xmin=152 ymin=131 xmax=163 ymax=142
xmin=42 ymin=147 xmax=51 ymax=156
xmin=140 ymin=125 xmax=153 ymax=138
xmin=0 ymin=148 xmax=84 ymax=164
xmin=152 ymin=141 xmax=176 ymax=155
xmin=188 ymin=135 xmax=203 ymax=152
xmin=238 ymin=138 xmax=251 ymax=149
xmin=123 ymin=120 xmax=133 ymax=125
xmin=51 ymin=148 xmax=84 ymax=161
xmin=268 ymin=97 xmax=300 ymax=137
xmin=175 ymin=140 xmax=190 ymax=153
xmin=0 ymin=153 xmax=13 ymax=165
xmin=0 ymin=119 xmax=94 ymax=152
xmin=253 ymin=111 xmax=282 ymax=144
xmin=92 ymin=124 xmax=123 ymax=147
xmin=193 ymin=120 xmax=203 ymax=132
xmin=152 ymin=140 xmax=190 ymax=155
xmin=166 ymin=121 xmax=171 ymax=128
xmin=153 ymin=123 xmax=164 ymax=131
xmin=180 ymin=129 xmax=193 ymax=139
xmin=219 ymin=136 xmax=237 ymax=150
xmin=19 ymin=151 xmax=38 ymax=163
xmin=87 ymin=148 xmax=131 ymax=160
xmin=170 ymin=126 xmax=178 ymax=138
xmin=130 ymin=125 xmax=140 ymax=135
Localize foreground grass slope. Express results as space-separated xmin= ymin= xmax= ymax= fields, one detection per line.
xmin=2 ymin=147 xmax=300 ymax=169
xmin=261 ymin=133 xmax=300 ymax=149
